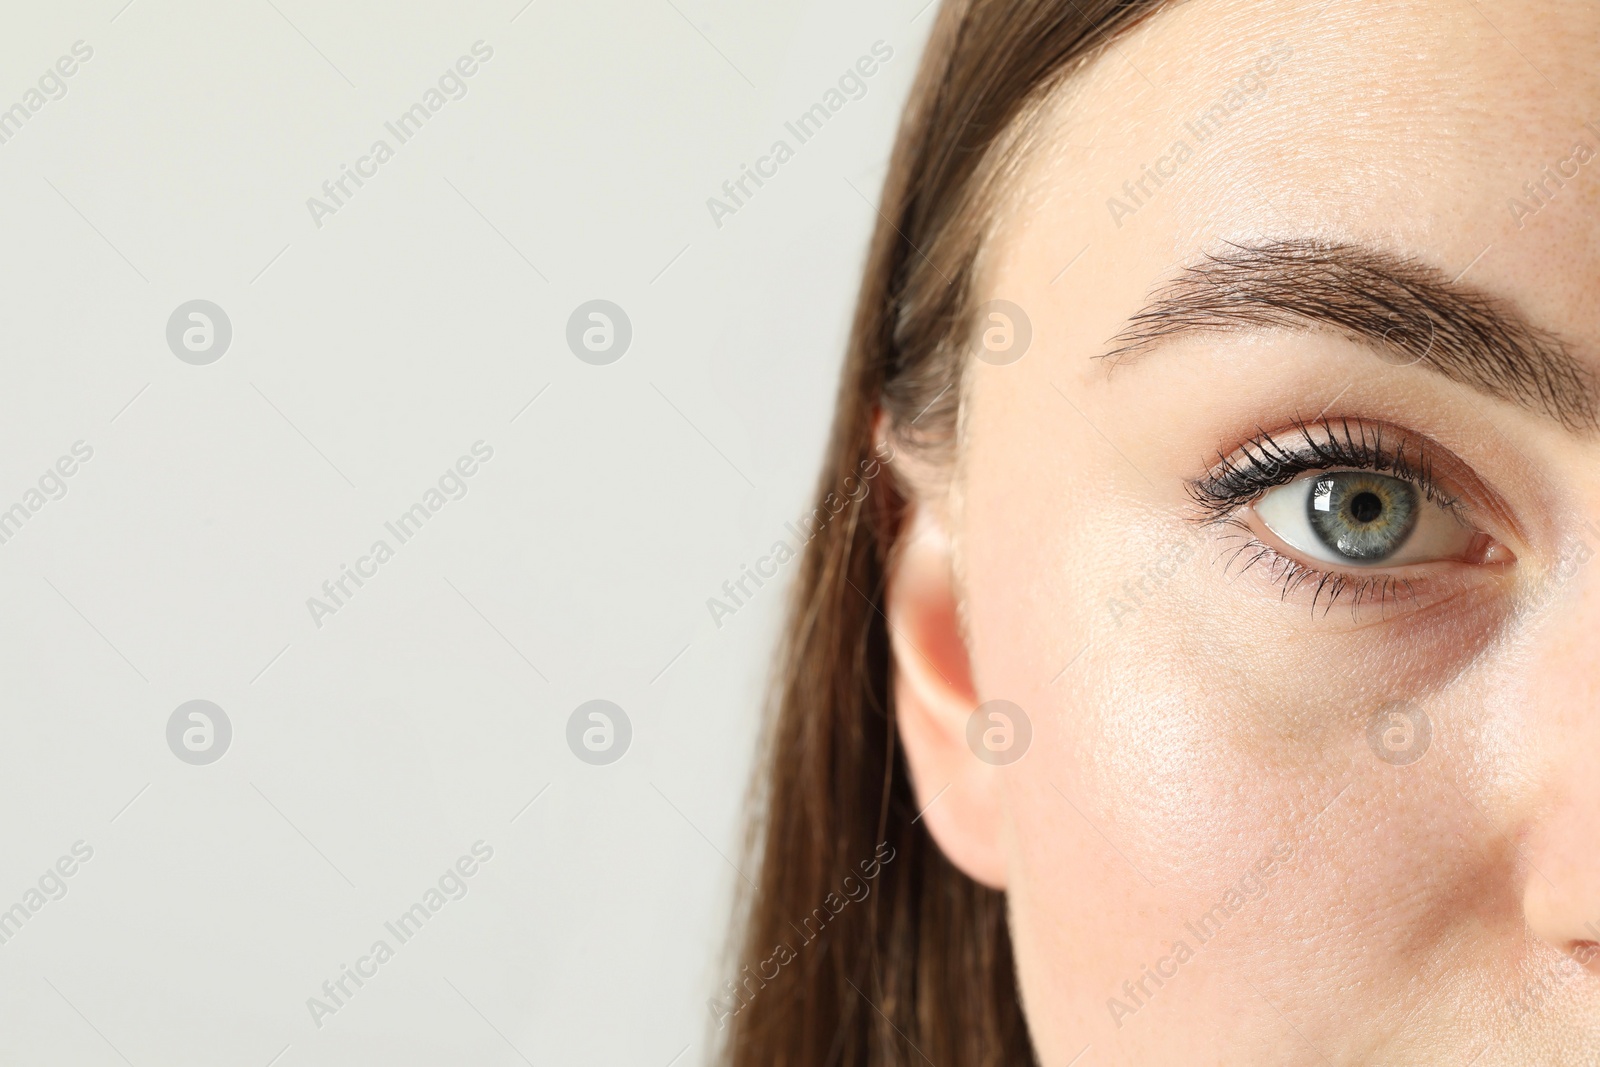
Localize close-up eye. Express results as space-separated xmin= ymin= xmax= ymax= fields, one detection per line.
xmin=1188 ymin=418 xmax=1520 ymax=609
xmin=1252 ymin=468 xmax=1488 ymax=567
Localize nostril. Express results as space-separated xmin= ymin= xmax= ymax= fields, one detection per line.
xmin=1568 ymin=940 xmax=1600 ymax=975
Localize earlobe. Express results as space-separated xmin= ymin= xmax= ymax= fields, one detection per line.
xmin=886 ymin=503 xmax=1009 ymax=889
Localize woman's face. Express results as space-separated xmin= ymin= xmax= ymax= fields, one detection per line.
xmin=893 ymin=0 xmax=1600 ymax=1062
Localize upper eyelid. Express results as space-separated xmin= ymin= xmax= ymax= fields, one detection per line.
xmin=1188 ymin=419 xmax=1459 ymax=518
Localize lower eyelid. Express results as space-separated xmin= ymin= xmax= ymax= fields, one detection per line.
xmin=1208 ymin=522 xmax=1511 ymax=620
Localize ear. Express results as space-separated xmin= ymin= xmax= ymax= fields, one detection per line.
xmin=886 ymin=497 xmax=1008 ymax=889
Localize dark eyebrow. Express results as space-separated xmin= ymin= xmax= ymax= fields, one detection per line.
xmin=1101 ymin=238 xmax=1598 ymax=433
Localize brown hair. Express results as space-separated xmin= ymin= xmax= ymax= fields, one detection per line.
xmin=720 ymin=2 xmax=1171 ymax=1064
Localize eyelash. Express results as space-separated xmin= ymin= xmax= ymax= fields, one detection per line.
xmin=1188 ymin=416 xmax=1465 ymax=612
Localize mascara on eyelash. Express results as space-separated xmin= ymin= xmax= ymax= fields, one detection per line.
xmin=1218 ymin=535 xmax=1430 ymax=615
xmin=1186 ymin=416 xmax=1458 ymax=519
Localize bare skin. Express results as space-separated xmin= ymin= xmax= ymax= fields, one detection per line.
xmin=886 ymin=1 xmax=1600 ymax=1063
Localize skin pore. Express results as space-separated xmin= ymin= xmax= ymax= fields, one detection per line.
xmin=885 ymin=0 xmax=1600 ymax=1064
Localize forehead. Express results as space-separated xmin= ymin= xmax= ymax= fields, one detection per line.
xmin=988 ymin=0 xmax=1600 ymax=340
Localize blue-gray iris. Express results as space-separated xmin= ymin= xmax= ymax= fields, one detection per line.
xmin=1306 ymin=472 xmax=1418 ymax=562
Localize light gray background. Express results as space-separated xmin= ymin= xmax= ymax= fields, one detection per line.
xmin=0 ymin=1 xmax=933 ymax=1063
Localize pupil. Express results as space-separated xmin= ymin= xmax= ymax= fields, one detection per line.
xmin=1303 ymin=472 xmax=1417 ymax=563
xmin=1348 ymin=491 xmax=1383 ymax=524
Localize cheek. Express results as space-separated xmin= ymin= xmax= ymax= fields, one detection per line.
xmin=959 ymin=372 xmax=1268 ymax=883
